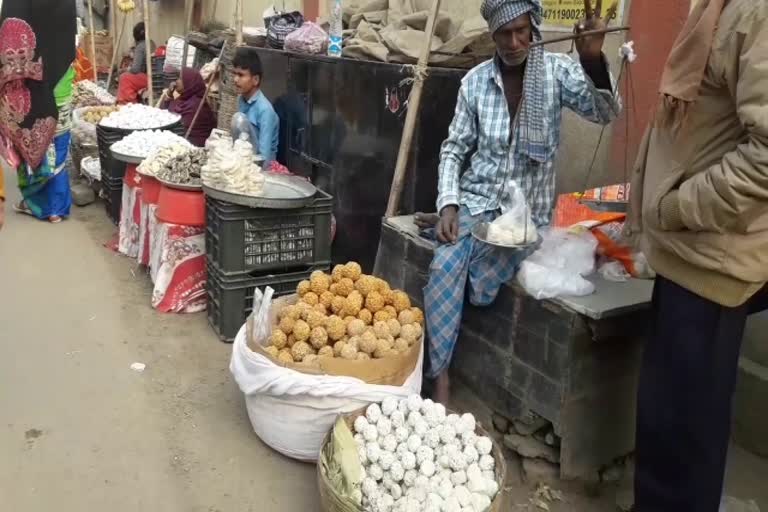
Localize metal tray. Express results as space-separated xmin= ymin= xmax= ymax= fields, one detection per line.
xmin=471 ymin=222 xmax=542 ymax=252
xmin=203 ymin=174 xmax=317 ymax=209
xmin=580 ymin=200 xmax=629 ymax=213
xmin=110 ymin=146 xmax=147 ymax=165
xmin=156 ymin=176 xmax=202 ymax=191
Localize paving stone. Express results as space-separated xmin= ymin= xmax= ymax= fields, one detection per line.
xmin=492 ymin=413 xmax=510 ymax=434
xmin=504 ymin=433 xmax=560 ymax=464
xmin=521 ymin=457 xmax=560 ymax=485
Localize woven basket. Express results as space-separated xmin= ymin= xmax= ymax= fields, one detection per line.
xmin=317 ymin=408 xmax=508 ymax=512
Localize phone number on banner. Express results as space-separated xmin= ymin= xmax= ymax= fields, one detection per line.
xmin=541 ymin=3 xmax=620 ymax=30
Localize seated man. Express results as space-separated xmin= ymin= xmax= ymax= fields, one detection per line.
xmin=425 ymin=0 xmax=621 ymax=403
xmin=232 ymin=47 xmax=280 ymax=168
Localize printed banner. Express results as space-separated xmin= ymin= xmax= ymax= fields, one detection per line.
xmin=541 ymin=0 xmax=626 ymax=32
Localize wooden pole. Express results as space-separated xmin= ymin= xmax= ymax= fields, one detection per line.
xmin=385 ymin=0 xmax=441 ymax=217
xmin=185 ymin=43 xmax=227 ymax=139
xmin=87 ymin=0 xmax=99 ymax=82
xmin=143 ymin=0 xmax=154 ymax=105
xmin=235 ymin=0 xmax=244 ymax=46
xmin=106 ymin=15 xmax=127 ymax=93
xmin=181 ymin=0 xmax=194 ymax=70
xmin=111 ymin=0 xmax=118 ymax=50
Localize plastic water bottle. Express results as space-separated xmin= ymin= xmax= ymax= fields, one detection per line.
xmin=328 ymin=0 xmax=343 ymax=57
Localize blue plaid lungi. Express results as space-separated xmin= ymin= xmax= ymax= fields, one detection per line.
xmin=423 ymin=206 xmax=527 ymax=378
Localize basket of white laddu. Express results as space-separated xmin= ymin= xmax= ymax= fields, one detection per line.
xmin=318 ymin=396 xmax=507 ymax=512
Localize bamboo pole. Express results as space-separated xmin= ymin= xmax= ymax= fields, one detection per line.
xmin=181 ymin=0 xmax=194 ymax=70
xmin=143 ymin=0 xmax=154 ymax=104
xmin=106 ymin=15 xmax=127 ymax=93
xmin=87 ymin=0 xmax=99 ymax=81
xmin=385 ymin=0 xmax=442 ymax=217
xmin=111 ymin=0 xmax=118 ymax=50
xmin=235 ymin=0 xmax=244 ymax=46
xmin=185 ymin=43 xmax=227 ymax=139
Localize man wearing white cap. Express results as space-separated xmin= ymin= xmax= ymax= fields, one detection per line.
xmin=424 ymin=0 xmax=621 ymax=403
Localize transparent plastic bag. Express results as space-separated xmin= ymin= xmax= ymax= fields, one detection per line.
xmin=247 ymin=286 xmax=275 ymax=347
xmin=517 ymin=228 xmax=598 ymax=299
xmin=284 ymin=21 xmax=328 ymax=55
xmin=487 ymin=180 xmax=538 ymax=245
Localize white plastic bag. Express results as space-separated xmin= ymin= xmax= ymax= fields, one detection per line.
xmin=517 ymin=228 xmax=598 ymax=300
xmin=163 ymin=35 xmax=196 ymax=72
xmin=230 ymin=287 xmax=424 ymax=462
xmin=487 ymin=180 xmax=538 ymax=245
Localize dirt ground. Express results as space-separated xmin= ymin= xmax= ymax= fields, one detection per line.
xmin=0 ymin=167 xmax=766 ymax=511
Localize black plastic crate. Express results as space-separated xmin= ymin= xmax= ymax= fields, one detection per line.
xmin=205 ymin=191 xmax=333 ymax=275
xmin=206 ymin=263 xmax=329 ymax=343
xmin=103 ymin=184 xmax=122 ymax=224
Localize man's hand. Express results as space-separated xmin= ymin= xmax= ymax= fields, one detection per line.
xmin=436 ymin=205 xmax=459 ymax=244
xmin=575 ymin=0 xmax=617 ymax=61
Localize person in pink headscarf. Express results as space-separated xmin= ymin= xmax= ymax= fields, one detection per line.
xmin=161 ymin=67 xmax=216 ymax=147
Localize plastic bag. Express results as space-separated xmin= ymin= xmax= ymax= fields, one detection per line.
xmin=517 ymin=228 xmax=598 ymax=300
xmin=265 ymin=11 xmax=304 ymax=49
xmin=285 ymin=21 xmax=328 ymax=55
xmin=231 ymin=287 xmax=424 ymax=461
xmin=488 ymin=180 xmax=538 ymax=245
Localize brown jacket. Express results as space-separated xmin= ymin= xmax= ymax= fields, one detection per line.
xmin=627 ymin=0 xmax=768 ymax=307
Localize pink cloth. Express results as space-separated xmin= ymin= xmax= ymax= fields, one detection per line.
xmin=117 ymin=181 xmax=141 ymax=258
xmin=150 ymin=219 xmax=207 ymax=313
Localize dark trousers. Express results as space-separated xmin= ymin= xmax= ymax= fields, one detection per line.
xmin=634 ymin=276 xmax=767 ymax=512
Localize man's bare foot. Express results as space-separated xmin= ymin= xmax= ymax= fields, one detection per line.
xmin=414 ymin=212 xmax=440 ymax=230
xmin=433 ymin=370 xmax=450 ymax=405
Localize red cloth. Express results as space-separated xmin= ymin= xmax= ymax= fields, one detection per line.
xmin=150 ymin=220 xmax=207 ymax=313
xmin=117 ymin=72 xmax=148 ymax=104
xmin=166 ymin=67 xmax=216 ymax=147
xmin=117 ymin=174 xmax=141 ymax=258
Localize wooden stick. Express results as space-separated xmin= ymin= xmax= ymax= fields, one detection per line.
xmin=530 ymin=25 xmax=630 ymax=48
xmin=235 ymin=0 xmax=244 ymax=46
xmin=106 ymin=15 xmax=127 ymax=93
xmin=181 ymin=0 xmax=194 ymax=70
xmin=185 ymin=43 xmax=226 ymax=139
xmin=87 ymin=0 xmax=98 ymax=81
xmin=143 ymin=0 xmax=154 ymax=105
xmin=385 ymin=0 xmax=442 ymax=218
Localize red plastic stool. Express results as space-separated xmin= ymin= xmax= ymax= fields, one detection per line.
xmin=142 ymin=175 xmax=162 ymax=205
xmin=157 ymin=184 xmax=205 ymax=227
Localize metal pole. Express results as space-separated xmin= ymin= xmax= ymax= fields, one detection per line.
xmin=181 ymin=0 xmax=194 ymax=69
xmin=143 ymin=0 xmax=154 ymax=104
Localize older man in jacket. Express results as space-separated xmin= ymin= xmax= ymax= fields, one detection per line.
xmin=627 ymin=0 xmax=768 ymax=510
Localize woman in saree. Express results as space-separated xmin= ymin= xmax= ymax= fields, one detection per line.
xmin=0 ymin=0 xmax=77 ymax=223
xmin=160 ymin=67 xmax=216 ymax=147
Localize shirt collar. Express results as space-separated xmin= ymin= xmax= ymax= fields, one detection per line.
xmin=245 ymin=89 xmax=263 ymax=104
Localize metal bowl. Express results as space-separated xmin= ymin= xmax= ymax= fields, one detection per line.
xmin=109 ymin=146 xmax=146 ymax=165
xmin=203 ymin=173 xmax=317 ymax=209
xmin=471 ymin=222 xmax=542 ymax=252
xmin=156 ymin=176 xmax=202 ymax=191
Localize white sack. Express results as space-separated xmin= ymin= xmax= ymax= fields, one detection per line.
xmin=230 ymin=288 xmax=423 ymax=462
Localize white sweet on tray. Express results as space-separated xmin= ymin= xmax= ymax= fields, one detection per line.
xmin=99 ymin=104 xmax=180 ymax=130
xmin=111 ymin=130 xmax=192 ymax=159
